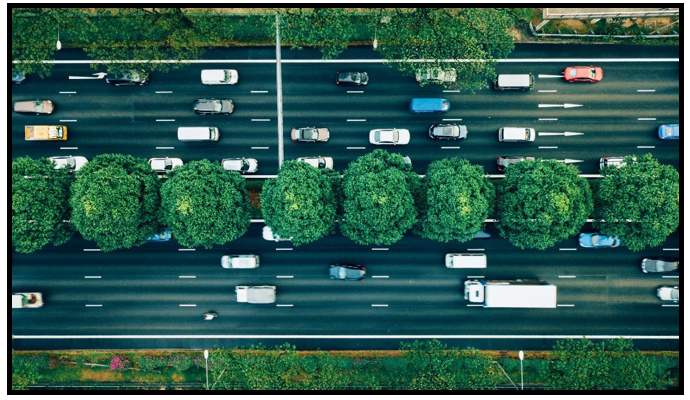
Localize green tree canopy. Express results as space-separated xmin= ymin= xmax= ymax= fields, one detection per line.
xmin=69 ymin=154 xmax=161 ymax=252
xmin=12 ymin=157 xmax=74 ymax=253
xmin=160 ymin=160 xmax=251 ymax=249
xmin=496 ymin=159 xmax=592 ymax=250
xmin=416 ymin=157 xmax=495 ymax=242
xmin=593 ymin=154 xmax=679 ymax=251
xmin=376 ymin=8 xmax=514 ymax=92
xmin=340 ymin=150 xmax=419 ymax=246
xmin=261 ymin=161 xmax=338 ymax=246
xmin=274 ymin=8 xmax=357 ymax=60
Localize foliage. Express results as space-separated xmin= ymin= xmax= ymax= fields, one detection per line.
xmin=12 ymin=157 xmax=75 ymax=253
xmin=261 ymin=161 xmax=338 ymax=246
xmin=11 ymin=350 xmax=42 ymax=390
xmin=496 ymin=159 xmax=592 ymax=250
xmin=548 ymin=338 xmax=668 ymax=390
xmin=138 ymin=354 xmax=204 ymax=372
xmin=160 ymin=160 xmax=251 ymax=249
xmin=273 ymin=8 xmax=358 ymax=59
xmin=69 ymin=154 xmax=161 ymax=252
xmin=375 ymin=8 xmax=514 ymax=92
xmin=593 ymin=154 xmax=679 ymax=251
xmin=110 ymin=355 xmax=131 ymax=371
xmin=455 ymin=348 xmax=502 ymax=390
xmin=340 ymin=150 xmax=419 ymax=246
xmin=398 ymin=340 xmax=457 ymax=390
xmin=416 ymin=157 xmax=495 ymax=242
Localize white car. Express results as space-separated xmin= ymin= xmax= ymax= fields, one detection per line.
xmin=48 ymin=156 xmax=88 ymax=172
xmin=201 ymin=69 xmax=238 ymax=85
xmin=262 ymin=226 xmax=292 ymax=242
xmin=599 ymin=156 xmax=636 ymax=171
xmin=369 ymin=129 xmax=410 ymax=145
xmin=221 ymin=254 xmax=259 ymax=269
xmin=415 ymin=67 xmax=457 ymax=84
xmin=657 ymin=286 xmax=679 ymax=302
xmin=148 ymin=157 xmax=183 ymax=173
xmin=221 ymin=158 xmax=258 ymax=174
xmin=297 ymin=156 xmax=333 ymax=169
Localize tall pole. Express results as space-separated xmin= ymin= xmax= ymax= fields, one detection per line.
xmin=519 ymin=351 xmax=524 ymax=390
xmin=204 ymin=350 xmax=209 ymax=390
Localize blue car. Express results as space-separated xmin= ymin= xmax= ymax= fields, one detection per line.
xmin=658 ymin=124 xmax=679 ymax=140
xmin=578 ymin=233 xmax=620 ymax=248
xmin=147 ymin=228 xmax=171 ymax=242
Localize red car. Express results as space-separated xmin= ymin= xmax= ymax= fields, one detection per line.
xmin=563 ymin=66 xmax=603 ymax=82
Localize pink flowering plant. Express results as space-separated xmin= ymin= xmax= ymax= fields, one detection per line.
xmin=110 ymin=355 xmax=131 ymax=371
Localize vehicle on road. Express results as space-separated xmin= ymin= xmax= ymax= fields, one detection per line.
xmin=445 ymin=253 xmax=487 ymax=269
xmin=222 ymin=254 xmax=259 ymax=269
xmin=657 ymin=286 xmax=679 ymax=302
xmin=578 ymin=233 xmax=620 ymax=249
xmin=329 ymin=264 xmax=366 ymax=280
xmin=14 ymin=100 xmax=54 ymax=115
xmin=291 ymin=127 xmax=330 ymax=142
xmin=498 ymin=127 xmax=535 ymax=142
xmin=658 ymin=124 xmax=679 ymax=140
xmin=149 ymin=157 xmax=183 ymax=174
xmin=106 ymin=70 xmax=148 ymax=86
xmin=599 ymin=156 xmax=636 ymax=171
xmin=262 ymin=226 xmax=292 ymax=242
xmin=12 ymin=292 xmax=43 ymax=308
xmin=496 ymin=156 xmax=535 ymax=172
xmin=48 ymin=156 xmax=88 ymax=172
xmin=563 ymin=66 xmax=603 ymax=82
xmin=177 ymin=127 xmax=220 ymax=142
xmin=493 ymin=73 xmax=534 ymax=91
xmin=201 ymin=69 xmax=238 ymax=85
xmin=12 ymin=71 xmax=26 ymax=84
xmin=409 ymin=98 xmax=450 ymax=114
xmin=297 ymin=156 xmax=334 ymax=169
xmin=193 ymin=99 xmax=234 ymax=115
xmin=147 ymin=228 xmax=171 ymax=242
xmin=221 ymin=158 xmax=258 ymax=174
xmin=204 ymin=312 xmax=218 ymax=320
xmin=641 ymin=258 xmax=679 ymax=274
xmin=369 ymin=128 xmax=410 ymax=145
xmin=336 ymin=71 xmax=368 ymax=86
xmin=473 ymin=228 xmax=491 ymax=239
xmin=25 ymin=125 xmax=67 ymax=141
xmin=415 ymin=68 xmax=456 ymax=84
xmin=464 ymin=279 xmax=557 ymax=308
xmin=429 ymin=123 xmax=467 ymax=140
xmin=235 ymin=285 xmax=276 ymax=304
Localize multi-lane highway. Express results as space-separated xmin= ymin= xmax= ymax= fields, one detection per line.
xmin=11 ymin=44 xmax=679 ymax=351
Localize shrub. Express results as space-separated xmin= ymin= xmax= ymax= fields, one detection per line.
xmin=110 ymin=355 xmax=131 ymax=371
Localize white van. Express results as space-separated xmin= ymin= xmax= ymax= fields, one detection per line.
xmin=177 ymin=127 xmax=219 ymax=142
xmin=494 ymin=74 xmax=534 ymax=91
xmin=445 ymin=253 xmax=487 ymax=269
xmin=499 ymin=127 xmax=535 ymax=142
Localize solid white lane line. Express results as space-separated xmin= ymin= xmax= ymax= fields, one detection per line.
xmin=83 ymin=249 xmax=101 ymax=252
xmin=59 ymin=147 xmax=79 ymax=150
xmin=538 ymin=90 xmax=557 ymax=93
xmin=467 ymin=248 xmax=484 ymax=252
xmin=346 ymin=91 xmax=364 ymax=94
xmin=538 ymin=74 xmax=565 ymax=78
xmin=443 ymin=90 xmax=460 ymax=93
xmin=637 ymin=146 xmax=655 ymax=149
xmin=84 ymin=276 xmax=101 ymax=279
xmin=539 ymin=118 xmax=558 ymax=121
xmin=661 ymin=304 xmax=679 ymax=307
xmin=467 ymin=304 xmax=483 ymax=307
xmin=441 ymin=146 xmax=461 ymax=149
xmin=13 ymin=334 xmax=680 ymax=339
xmin=467 ymin=276 xmax=485 ymax=279
xmin=179 ymin=276 xmax=196 ymax=279
xmin=662 ymin=276 xmax=679 ymax=279
xmin=442 ymin=118 xmax=463 ymax=121
xmin=59 ymin=91 xmax=77 ymax=94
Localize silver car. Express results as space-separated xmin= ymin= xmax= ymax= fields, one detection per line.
xmin=641 ymin=258 xmax=679 ymax=273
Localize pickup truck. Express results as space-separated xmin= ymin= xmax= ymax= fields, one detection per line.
xmin=12 ymin=292 xmax=44 ymax=308
xmin=235 ymin=286 xmax=275 ymax=304
xmin=25 ymin=125 xmax=67 ymax=141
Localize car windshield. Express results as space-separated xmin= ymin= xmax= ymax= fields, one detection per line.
xmin=587 ymin=68 xmax=596 ymax=78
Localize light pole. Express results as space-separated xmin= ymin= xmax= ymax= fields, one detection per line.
xmin=373 ymin=9 xmax=378 ymax=49
xmin=56 ymin=28 xmax=61 ymax=50
xmin=204 ymin=350 xmax=209 ymax=390
xmin=519 ymin=351 xmax=524 ymax=390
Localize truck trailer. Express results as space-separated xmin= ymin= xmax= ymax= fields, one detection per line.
xmin=464 ymin=279 xmax=557 ymax=308
xmin=235 ymin=285 xmax=276 ymax=304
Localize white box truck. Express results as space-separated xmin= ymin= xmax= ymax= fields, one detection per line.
xmin=12 ymin=292 xmax=44 ymax=308
xmin=464 ymin=279 xmax=557 ymax=308
xmin=235 ymin=286 xmax=276 ymax=304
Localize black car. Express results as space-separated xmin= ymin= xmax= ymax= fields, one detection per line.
xmin=193 ymin=99 xmax=234 ymax=115
xmin=105 ymin=70 xmax=149 ymax=86
xmin=496 ymin=156 xmax=535 ymax=172
xmin=336 ymin=71 xmax=369 ymax=86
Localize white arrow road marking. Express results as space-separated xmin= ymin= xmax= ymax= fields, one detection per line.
xmin=538 ymin=132 xmax=585 ymax=136
xmin=538 ymin=104 xmax=583 ymax=108
xmin=538 ymin=74 xmax=565 ymax=78
xmin=69 ymin=72 xmax=107 ymax=79
xmin=557 ymin=159 xmax=584 ymax=164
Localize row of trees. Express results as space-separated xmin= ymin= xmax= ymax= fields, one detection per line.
xmin=12 ymin=8 xmax=516 ymax=92
xmin=12 ymin=151 xmax=678 ymax=253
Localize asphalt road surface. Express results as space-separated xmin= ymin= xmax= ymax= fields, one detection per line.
xmin=11 ymin=44 xmax=679 ymax=351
